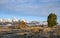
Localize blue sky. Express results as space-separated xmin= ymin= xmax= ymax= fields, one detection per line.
xmin=0 ymin=0 xmax=60 ymax=23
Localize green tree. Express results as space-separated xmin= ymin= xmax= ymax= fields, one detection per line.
xmin=47 ymin=13 xmax=57 ymax=27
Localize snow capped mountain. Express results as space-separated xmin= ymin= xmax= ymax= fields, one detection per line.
xmin=5 ymin=18 xmax=12 ymax=22
xmin=0 ymin=19 xmax=3 ymax=22
xmin=40 ymin=21 xmax=48 ymax=25
xmin=28 ymin=21 xmax=48 ymax=25
xmin=0 ymin=18 xmax=12 ymax=22
xmin=12 ymin=17 xmax=18 ymax=22
xmin=0 ymin=17 xmax=48 ymax=26
xmin=30 ymin=21 xmax=40 ymax=25
xmin=20 ymin=19 xmax=26 ymax=22
xmin=27 ymin=21 xmax=48 ymax=26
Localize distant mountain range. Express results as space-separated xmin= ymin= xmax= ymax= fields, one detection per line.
xmin=0 ymin=17 xmax=60 ymax=26
xmin=0 ymin=17 xmax=48 ymax=26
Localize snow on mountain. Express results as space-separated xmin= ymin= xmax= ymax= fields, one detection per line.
xmin=0 ymin=18 xmax=12 ymax=23
xmin=12 ymin=17 xmax=18 ymax=22
xmin=0 ymin=17 xmax=48 ymax=26
xmin=20 ymin=19 xmax=26 ymax=22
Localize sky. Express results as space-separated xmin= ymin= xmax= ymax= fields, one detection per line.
xmin=0 ymin=0 xmax=60 ymax=23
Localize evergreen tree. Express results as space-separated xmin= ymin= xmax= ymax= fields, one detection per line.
xmin=47 ymin=13 xmax=57 ymax=27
